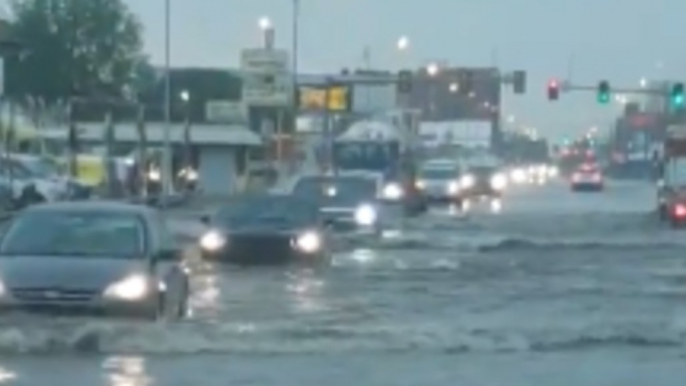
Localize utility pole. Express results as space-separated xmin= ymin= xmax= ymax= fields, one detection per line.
xmin=162 ymin=0 xmax=172 ymax=206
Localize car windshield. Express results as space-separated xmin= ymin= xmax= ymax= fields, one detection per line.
xmin=216 ymin=196 xmax=317 ymax=227
xmin=293 ymin=176 xmax=377 ymax=205
xmin=421 ymin=166 xmax=458 ymax=179
xmin=665 ymin=159 xmax=686 ymax=185
xmin=332 ymin=142 xmax=399 ymax=171
xmin=0 ymin=211 xmax=146 ymax=257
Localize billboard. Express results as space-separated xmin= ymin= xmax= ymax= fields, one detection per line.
xmin=297 ymin=85 xmax=351 ymax=112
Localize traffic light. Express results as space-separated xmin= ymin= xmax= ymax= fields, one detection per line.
xmin=513 ymin=70 xmax=526 ymax=94
xmin=597 ymin=80 xmax=610 ymax=104
xmin=671 ymin=82 xmax=684 ymax=109
xmin=547 ymin=79 xmax=560 ymax=100
xmin=397 ymin=69 xmax=413 ymax=93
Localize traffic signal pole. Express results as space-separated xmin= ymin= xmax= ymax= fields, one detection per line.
xmin=560 ymin=82 xmax=669 ymax=96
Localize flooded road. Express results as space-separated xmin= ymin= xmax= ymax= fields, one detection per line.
xmin=1 ymin=180 xmax=685 ymax=385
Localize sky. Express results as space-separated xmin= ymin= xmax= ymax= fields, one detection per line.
xmin=6 ymin=0 xmax=686 ymax=140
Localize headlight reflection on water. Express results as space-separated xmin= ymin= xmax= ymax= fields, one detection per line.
xmin=285 ymin=271 xmax=328 ymax=313
xmin=0 ymin=367 xmax=16 ymax=384
xmin=103 ymin=356 xmax=150 ymax=386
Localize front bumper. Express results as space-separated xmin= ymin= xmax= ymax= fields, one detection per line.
xmin=201 ymin=234 xmax=327 ymax=265
xmin=0 ymin=292 xmax=158 ymax=318
xmin=571 ymin=182 xmax=603 ymax=191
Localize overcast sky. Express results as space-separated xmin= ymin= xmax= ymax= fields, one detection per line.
xmin=6 ymin=1 xmax=686 ymax=139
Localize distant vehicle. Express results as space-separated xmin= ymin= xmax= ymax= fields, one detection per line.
xmin=457 ymin=165 xmax=507 ymax=212
xmin=10 ymin=154 xmax=91 ymax=200
xmin=570 ymin=163 xmax=604 ymax=192
xmin=290 ymin=173 xmax=382 ymax=236
xmin=416 ymin=159 xmax=462 ymax=204
xmin=0 ymin=202 xmax=189 ymax=319
xmin=657 ymin=125 xmax=686 ymax=227
xmin=199 ymin=195 xmax=330 ymax=265
xmin=332 ymin=120 xmax=427 ymax=215
xmin=0 ymin=157 xmax=67 ymax=202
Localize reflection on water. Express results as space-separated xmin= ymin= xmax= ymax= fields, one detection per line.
xmin=0 ymin=367 xmax=16 ymax=384
xmin=191 ymin=272 xmax=221 ymax=319
xmin=103 ymin=356 xmax=150 ymax=386
xmin=286 ymin=270 xmax=328 ymax=313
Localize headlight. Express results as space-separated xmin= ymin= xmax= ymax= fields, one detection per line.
xmin=295 ymin=231 xmax=322 ymax=253
xmin=460 ymin=175 xmax=475 ymax=189
xmin=382 ymin=183 xmax=403 ymax=200
xmin=447 ymin=181 xmax=460 ymax=194
xmin=511 ymin=168 xmax=526 ymax=183
xmin=547 ymin=166 xmax=559 ymax=177
xmin=354 ymin=204 xmax=377 ymax=226
xmin=148 ymin=169 xmax=161 ymax=181
xmin=103 ymin=274 xmax=149 ymax=301
xmin=0 ymin=279 xmax=5 ymax=297
xmin=491 ymin=174 xmax=507 ymax=190
xmin=186 ymin=170 xmax=198 ymax=181
xmin=200 ymin=230 xmax=226 ymax=251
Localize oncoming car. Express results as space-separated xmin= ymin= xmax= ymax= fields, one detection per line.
xmin=457 ymin=165 xmax=507 ymax=212
xmin=199 ymin=195 xmax=330 ymax=265
xmin=290 ymin=173 xmax=382 ymax=236
xmin=416 ymin=159 xmax=462 ymax=204
xmin=0 ymin=202 xmax=190 ymax=319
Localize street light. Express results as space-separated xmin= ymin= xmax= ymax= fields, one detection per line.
xmin=180 ymin=90 xmax=190 ymax=102
xmin=449 ymin=82 xmax=458 ymax=93
xmin=258 ymin=16 xmax=272 ymax=30
xmin=427 ymin=63 xmax=439 ymax=77
xmin=397 ymin=36 xmax=409 ymax=51
xmin=640 ymin=77 xmax=648 ymax=88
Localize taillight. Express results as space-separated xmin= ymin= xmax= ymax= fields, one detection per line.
xmin=592 ymin=173 xmax=602 ymax=182
xmin=572 ymin=174 xmax=580 ymax=182
xmin=674 ymin=204 xmax=686 ymax=218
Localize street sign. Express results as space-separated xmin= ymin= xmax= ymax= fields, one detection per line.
xmin=242 ymin=72 xmax=291 ymax=106
xmin=240 ymin=48 xmax=291 ymax=107
xmin=240 ymin=48 xmax=289 ymax=73
xmin=298 ymin=85 xmax=351 ymax=112
xmin=205 ymin=100 xmax=246 ymax=123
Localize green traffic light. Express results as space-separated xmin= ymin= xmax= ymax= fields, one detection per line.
xmin=671 ymin=83 xmax=684 ymax=109
xmin=598 ymin=93 xmax=610 ymax=104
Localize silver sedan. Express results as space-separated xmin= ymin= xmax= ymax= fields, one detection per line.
xmin=0 ymin=202 xmax=190 ymax=320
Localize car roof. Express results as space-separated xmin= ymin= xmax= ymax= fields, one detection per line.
xmin=24 ymin=201 xmax=156 ymax=216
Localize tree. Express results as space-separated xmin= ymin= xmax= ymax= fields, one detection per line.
xmin=5 ymin=0 xmax=146 ymax=102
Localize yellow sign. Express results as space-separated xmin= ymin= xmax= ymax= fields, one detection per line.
xmin=298 ymin=86 xmax=350 ymax=111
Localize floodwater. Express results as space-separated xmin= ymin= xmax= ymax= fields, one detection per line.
xmin=0 ymin=179 xmax=685 ymax=386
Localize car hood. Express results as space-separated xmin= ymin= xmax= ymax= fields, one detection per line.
xmin=0 ymin=256 xmax=147 ymax=291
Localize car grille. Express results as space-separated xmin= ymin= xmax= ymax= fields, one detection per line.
xmin=11 ymin=288 xmax=98 ymax=303
xmin=228 ymin=234 xmax=295 ymax=262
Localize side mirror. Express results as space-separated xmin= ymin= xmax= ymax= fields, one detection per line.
xmin=200 ymin=214 xmax=210 ymax=225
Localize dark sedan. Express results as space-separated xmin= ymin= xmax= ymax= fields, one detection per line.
xmin=0 ymin=202 xmax=190 ymax=320
xmin=198 ymin=195 xmax=330 ymax=266
xmin=291 ymin=175 xmax=381 ymax=236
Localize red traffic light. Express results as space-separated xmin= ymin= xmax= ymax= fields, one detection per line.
xmin=547 ymin=79 xmax=560 ymax=100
